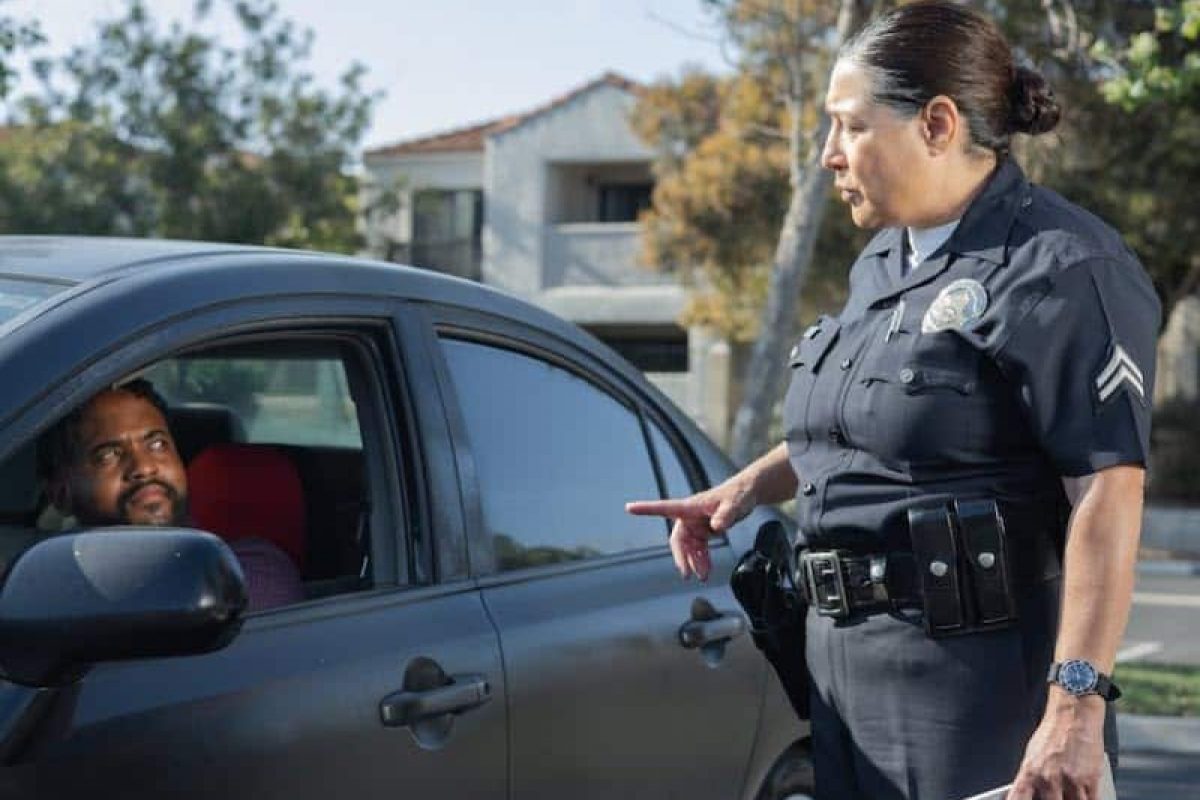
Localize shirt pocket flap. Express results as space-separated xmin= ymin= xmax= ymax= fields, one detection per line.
xmin=902 ymin=364 xmax=978 ymax=395
xmin=788 ymin=317 xmax=841 ymax=372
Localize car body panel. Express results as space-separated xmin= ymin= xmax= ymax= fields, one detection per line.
xmin=0 ymin=236 xmax=809 ymax=799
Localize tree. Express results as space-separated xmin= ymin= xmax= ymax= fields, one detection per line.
xmin=634 ymin=0 xmax=879 ymax=464
xmin=0 ymin=0 xmax=379 ymax=253
xmin=0 ymin=3 xmax=42 ymax=101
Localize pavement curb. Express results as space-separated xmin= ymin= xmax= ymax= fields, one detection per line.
xmin=1136 ymin=560 xmax=1200 ymax=577
xmin=1118 ymin=713 xmax=1200 ymax=756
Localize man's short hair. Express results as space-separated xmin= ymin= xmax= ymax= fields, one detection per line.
xmin=36 ymin=378 xmax=170 ymax=482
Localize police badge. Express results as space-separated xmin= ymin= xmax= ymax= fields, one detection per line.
xmin=922 ymin=278 xmax=988 ymax=334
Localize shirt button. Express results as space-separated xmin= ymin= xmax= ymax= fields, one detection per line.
xmin=801 ymin=482 xmax=816 ymax=496
xmin=840 ymin=358 xmax=853 ymax=370
xmin=828 ymin=427 xmax=844 ymax=444
xmin=899 ymin=368 xmax=915 ymax=384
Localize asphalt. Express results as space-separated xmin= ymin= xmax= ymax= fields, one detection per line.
xmin=1118 ymin=713 xmax=1200 ymax=756
xmin=1120 ymin=559 xmax=1199 ymax=759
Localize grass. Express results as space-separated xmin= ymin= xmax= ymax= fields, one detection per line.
xmin=1113 ymin=663 xmax=1200 ymax=717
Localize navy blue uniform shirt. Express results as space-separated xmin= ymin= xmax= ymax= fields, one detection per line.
xmin=784 ymin=158 xmax=1160 ymax=553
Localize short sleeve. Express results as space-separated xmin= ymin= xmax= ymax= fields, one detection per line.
xmin=997 ymin=256 xmax=1161 ymax=477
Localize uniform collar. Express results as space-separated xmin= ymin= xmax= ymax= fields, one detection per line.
xmin=858 ymin=158 xmax=1029 ymax=266
xmin=943 ymin=157 xmax=1029 ymax=266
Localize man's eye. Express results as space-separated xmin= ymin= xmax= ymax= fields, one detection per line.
xmin=148 ymin=437 xmax=170 ymax=452
xmin=94 ymin=447 xmax=121 ymax=464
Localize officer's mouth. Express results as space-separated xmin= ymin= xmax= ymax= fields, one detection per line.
xmin=839 ymin=188 xmax=862 ymax=205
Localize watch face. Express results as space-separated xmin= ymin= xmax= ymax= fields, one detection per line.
xmin=1059 ymin=660 xmax=1098 ymax=695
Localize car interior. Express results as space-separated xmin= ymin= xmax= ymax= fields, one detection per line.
xmin=0 ymin=338 xmax=375 ymax=606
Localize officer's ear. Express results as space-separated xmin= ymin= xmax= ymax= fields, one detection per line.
xmin=919 ymin=95 xmax=962 ymax=156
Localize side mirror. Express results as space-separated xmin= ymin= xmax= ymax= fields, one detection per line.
xmin=0 ymin=528 xmax=247 ymax=688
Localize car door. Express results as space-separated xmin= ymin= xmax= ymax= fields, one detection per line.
xmin=1 ymin=302 xmax=507 ymax=800
xmin=431 ymin=321 xmax=765 ymax=800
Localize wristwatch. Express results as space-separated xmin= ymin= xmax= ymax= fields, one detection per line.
xmin=1047 ymin=659 xmax=1122 ymax=701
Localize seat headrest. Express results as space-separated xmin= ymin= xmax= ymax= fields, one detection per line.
xmin=168 ymin=403 xmax=247 ymax=465
xmin=187 ymin=443 xmax=306 ymax=570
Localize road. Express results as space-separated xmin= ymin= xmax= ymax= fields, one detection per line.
xmin=1121 ymin=571 xmax=1200 ymax=667
xmin=1115 ymin=752 xmax=1200 ymax=799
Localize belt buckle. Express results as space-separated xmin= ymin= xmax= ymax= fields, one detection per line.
xmin=802 ymin=550 xmax=850 ymax=618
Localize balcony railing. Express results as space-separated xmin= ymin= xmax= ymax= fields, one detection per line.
xmin=542 ymin=222 xmax=670 ymax=289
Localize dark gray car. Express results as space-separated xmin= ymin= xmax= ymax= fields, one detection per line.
xmin=0 ymin=236 xmax=812 ymax=799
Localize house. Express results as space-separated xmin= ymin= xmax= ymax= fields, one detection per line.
xmin=361 ymin=73 xmax=733 ymax=441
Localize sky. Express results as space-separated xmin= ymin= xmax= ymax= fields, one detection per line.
xmin=10 ymin=0 xmax=733 ymax=151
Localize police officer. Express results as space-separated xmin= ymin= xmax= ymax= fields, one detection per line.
xmin=627 ymin=3 xmax=1158 ymax=798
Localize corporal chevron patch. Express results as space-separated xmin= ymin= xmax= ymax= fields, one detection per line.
xmin=1095 ymin=344 xmax=1145 ymax=404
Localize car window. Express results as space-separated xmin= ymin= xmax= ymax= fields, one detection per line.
xmin=648 ymin=419 xmax=693 ymax=500
xmin=439 ymin=338 xmax=666 ymax=572
xmin=2 ymin=337 xmax=393 ymax=609
xmin=144 ymin=357 xmax=362 ymax=449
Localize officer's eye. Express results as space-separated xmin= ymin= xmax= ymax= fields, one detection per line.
xmin=147 ymin=436 xmax=171 ymax=453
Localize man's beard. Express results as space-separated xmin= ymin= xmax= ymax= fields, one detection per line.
xmin=76 ymin=480 xmax=189 ymax=527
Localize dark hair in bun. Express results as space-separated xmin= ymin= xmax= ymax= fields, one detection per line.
xmin=1009 ymin=65 xmax=1061 ymax=135
xmin=840 ymin=1 xmax=1060 ymax=155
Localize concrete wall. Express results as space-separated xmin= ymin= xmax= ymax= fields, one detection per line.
xmin=483 ymin=84 xmax=654 ymax=298
xmin=1156 ymin=295 xmax=1200 ymax=405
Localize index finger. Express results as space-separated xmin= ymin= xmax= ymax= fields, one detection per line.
xmin=625 ymin=498 xmax=703 ymax=519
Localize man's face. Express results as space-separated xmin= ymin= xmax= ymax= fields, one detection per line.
xmin=59 ymin=390 xmax=188 ymax=527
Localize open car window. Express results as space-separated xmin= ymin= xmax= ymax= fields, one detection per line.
xmin=1 ymin=333 xmax=398 ymax=608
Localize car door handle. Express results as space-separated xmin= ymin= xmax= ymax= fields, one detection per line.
xmin=678 ymin=614 xmax=746 ymax=648
xmin=379 ymin=673 xmax=492 ymax=727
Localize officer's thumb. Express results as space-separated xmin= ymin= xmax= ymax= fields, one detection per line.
xmin=709 ymin=501 xmax=739 ymax=534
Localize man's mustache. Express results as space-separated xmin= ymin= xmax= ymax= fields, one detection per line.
xmin=118 ymin=479 xmax=180 ymax=512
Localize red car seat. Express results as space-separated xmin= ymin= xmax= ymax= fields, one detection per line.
xmin=188 ymin=443 xmax=307 ymax=572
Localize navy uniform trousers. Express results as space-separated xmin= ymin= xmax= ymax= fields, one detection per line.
xmin=785 ymin=159 xmax=1157 ymax=799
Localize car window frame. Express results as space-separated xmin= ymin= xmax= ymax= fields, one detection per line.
xmin=424 ymin=303 xmax=713 ymax=581
xmin=1 ymin=297 xmax=436 ymax=615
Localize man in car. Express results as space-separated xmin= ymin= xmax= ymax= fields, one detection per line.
xmin=36 ymin=379 xmax=303 ymax=612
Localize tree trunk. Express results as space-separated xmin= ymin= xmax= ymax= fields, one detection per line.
xmin=728 ymin=0 xmax=873 ymax=466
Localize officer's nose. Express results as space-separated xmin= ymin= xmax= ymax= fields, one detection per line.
xmin=821 ymin=126 xmax=845 ymax=172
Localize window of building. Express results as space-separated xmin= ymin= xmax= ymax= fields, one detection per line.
xmin=439 ymin=338 xmax=667 ymax=572
xmin=597 ymin=182 xmax=653 ymax=223
xmin=409 ymin=188 xmax=483 ymax=281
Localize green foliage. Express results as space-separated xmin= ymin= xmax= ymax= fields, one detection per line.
xmin=1113 ymin=662 xmax=1200 ymax=717
xmin=1094 ymin=1 xmax=1200 ymax=110
xmin=0 ymin=0 xmax=379 ymax=253
xmin=0 ymin=3 xmax=43 ymax=99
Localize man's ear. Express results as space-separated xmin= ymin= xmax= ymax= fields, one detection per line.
xmin=921 ymin=95 xmax=961 ymax=156
xmin=46 ymin=474 xmax=73 ymax=514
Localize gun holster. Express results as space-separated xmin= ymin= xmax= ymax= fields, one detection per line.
xmin=730 ymin=521 xmax=809 ymax=719
xmin=907 ymin=499 xmax=1018 ymax=639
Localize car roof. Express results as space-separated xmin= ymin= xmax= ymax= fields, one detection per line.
xmin=0 ymin=235 xmax=624 ymax=368
xmin=0 ymin=236 xmax=294 ymax=283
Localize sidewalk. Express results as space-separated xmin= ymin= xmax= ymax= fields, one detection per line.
xmin=1118 ymin=713 xmax=1200 ymax=756
xmin=1136 ymin=559 xmax=1200 ymax=577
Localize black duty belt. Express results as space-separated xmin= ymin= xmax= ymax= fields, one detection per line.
xmin=798 ymin=549 xmax=921 ymax=617
xmin=798 ymin=498 xmax=1060 ymax=638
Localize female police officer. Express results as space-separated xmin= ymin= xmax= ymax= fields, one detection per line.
xmin=628 ymin=2 xmax=1158 ymax=798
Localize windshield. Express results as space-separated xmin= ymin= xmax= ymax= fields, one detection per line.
xmin=0 ymin=277 xmax=68 ymax=326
